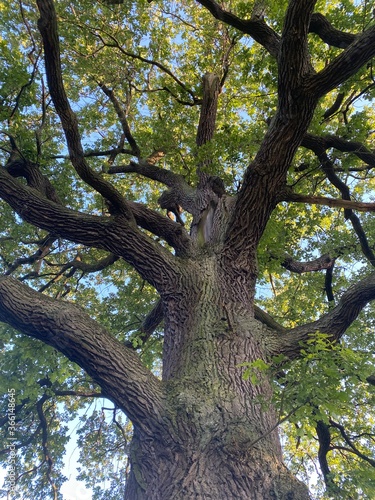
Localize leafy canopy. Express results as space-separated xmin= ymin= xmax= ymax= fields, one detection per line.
xmin=0 ymin=0 xmax=375 ymax=498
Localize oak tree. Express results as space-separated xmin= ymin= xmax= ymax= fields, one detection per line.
xmin=1 ymin=0 xmax=375 ymax=498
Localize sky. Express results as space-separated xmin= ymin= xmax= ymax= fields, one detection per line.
xmin=0 ymin=407 xmax=95 ymax=499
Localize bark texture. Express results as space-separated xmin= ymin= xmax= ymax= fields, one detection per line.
xmin=1 ymin=0 xmax=375 ymax=498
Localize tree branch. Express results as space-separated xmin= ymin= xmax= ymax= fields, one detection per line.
xmin=125 ymin=299 xmax=164 ymax=349
xmin=36 ymin=0 xmax=132 ymax=217
xmin=0 ymin=168 xmax=183 ymax=291
xmin=127 ymin=200 xmax=192 ymax=253
xmin=107 ymin=160 xmax=198 ymax=218
xmin=195 ymin=0 xmax=280 ymax=58
xmin=279 ymin=0 xmax=317 ymax=87
xmin=98 ymin=83 xmax=141 ymax=157
xmin=92 ymin=28 xmax=196 ymax=100
xmin=36 ymin=394 xmax=58 ymax=500
xmin=302 ymin=133 xmax=375 ymax=169
xmin=299 ymin=134 xmax=375 ymax=266
xmin=308 ymin=25 xmax=375 ymax=98
xmin=325 ymin=266 xmax=335 ymax=305
xmin=37 ymin=252 xmax=120 ymax=293
xmin=254 ymin=305 xmax=287 ymax=334
xmin=273 ymin=271 xmax=375 ymax=359
xmin=329 ymin=418 xmax=375 ymax=468
xmin=196 ymin=73 xmax=221 ymax=148
xmin=195 ymin=3 xmax=363 ymax=61
xmin=222 ymin=1 xmax=317 ymax=290
xmin=4 ymin=234 xmax=56 ymax=277
xmin=281 ymin=254 xmax=335 ymax=274
xmin=282 ymin=191 xmax=375 ymax=213
xmin=309 ymin=13 xmax=356 ymax=49
xmin=316 ymin=420 xmax=336 ymax=493
xmin=0 ymin=276 xmax=165 ymax=435
xmin=108 ymin=160 xmax=190 ymax=191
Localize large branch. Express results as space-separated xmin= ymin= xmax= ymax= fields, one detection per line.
xmin=2 ymin=156 xmax=192 ymax=256
xmin=222 ymin=1 xmax=317 ymax=279
xmin=282 ymin=254 xmax=335 ymax=274
xmin=195 ymin=0 xmax=280 ymax=58
xmin=0 ymin=168 xmax=183 ymax=292
xmin=0 ymin=276 xmax=165 ymax=435
xmin=196 ymin=73 xmax=221 ymax=148
xmin=127 ymin=199 xmax=192 ymax=253
xmin=279 ymin=0 xmax=317 ymax=87
xmin=196 ymin=2 xmax=363 ymax=61
xmin=107 ymin=150 xmax=198 ymax=217
xmin=309 ymin=13 xmax=356 ymax=48
xmin=308 ymin=25 xmax=375 ymax=97
xmin=36 ymin=0 xmax=132 ymax=217
xmin=272 ymin=271 xmax=375 ymax=359
xmin=108 ymin=160 xmax=193 ymax=195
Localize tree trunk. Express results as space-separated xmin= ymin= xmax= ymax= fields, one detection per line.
xmin=124 ymin=256 xmax=309 ymax=499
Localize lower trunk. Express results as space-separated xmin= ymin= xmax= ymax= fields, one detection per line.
xmin=124 ymin=259 xmax=309 ymax=499
xmin=125 ymin=429 xmax=308 ymax=499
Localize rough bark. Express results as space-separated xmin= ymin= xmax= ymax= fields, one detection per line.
xmin=2 ymin=0 xmax=375 ymax=498
xmin=124 ymin=258 xmax=310 ymax=499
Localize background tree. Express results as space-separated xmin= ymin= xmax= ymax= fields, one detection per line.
xmin=0 ymin=0 xmax=375 ymax=498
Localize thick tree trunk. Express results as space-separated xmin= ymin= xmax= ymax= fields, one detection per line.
xmin=124 ymin=257 xmax=309 ymax=499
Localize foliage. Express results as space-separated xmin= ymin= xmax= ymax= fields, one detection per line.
xmin=0 ymin=0 xmax=374 ymax=498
